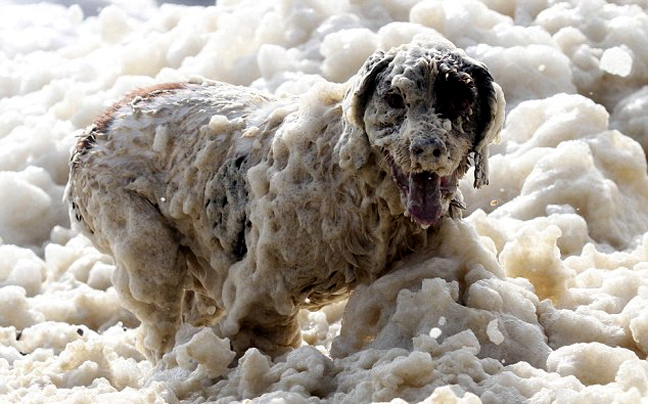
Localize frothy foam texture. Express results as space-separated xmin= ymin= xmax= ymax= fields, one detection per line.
xmin=2 ymin=0 xmax=648 ymax=403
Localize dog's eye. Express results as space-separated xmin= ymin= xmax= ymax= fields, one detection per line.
xmin=386 ymin=93 xmax=405 ymax=109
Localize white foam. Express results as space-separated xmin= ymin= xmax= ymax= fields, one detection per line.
xmin=1 ymin=0 xmax=648 ymax=402
xmin=486 ymin=319 xmax=504 ymax=345
xmin=600 ymin=46 xmax=634 ymax=77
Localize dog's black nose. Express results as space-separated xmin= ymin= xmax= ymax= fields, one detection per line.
xmin=410 ymin=137 xmax=447 ymax=160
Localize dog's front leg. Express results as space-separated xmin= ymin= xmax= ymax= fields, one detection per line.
xmin=218 ymin=260 xmax=301 ymax=358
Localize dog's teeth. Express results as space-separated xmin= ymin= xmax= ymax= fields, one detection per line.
xmin=421 ymin=224 xmax=430 ymax=230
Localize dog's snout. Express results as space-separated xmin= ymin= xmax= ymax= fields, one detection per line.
xmin=410 ymin=137 xmax=447 ymax=160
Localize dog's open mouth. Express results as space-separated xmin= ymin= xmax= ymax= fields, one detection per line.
xmin=385 ymin=153 xmax=457 ymax=228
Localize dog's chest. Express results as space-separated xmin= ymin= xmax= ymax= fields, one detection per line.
xmin=245 ymin=154 xmax=415 ymax=299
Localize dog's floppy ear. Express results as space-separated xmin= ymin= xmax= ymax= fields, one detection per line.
xmin=336 ymin=50 xmax=394 ymax=170
xmin=467 ymin=60 xmax=506 ymax=188
xmin=344 ymin=50 xmax=394 ymax=131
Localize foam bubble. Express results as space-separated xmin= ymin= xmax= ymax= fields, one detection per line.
xmin=600 ymin=46 xmax=634 ymax=77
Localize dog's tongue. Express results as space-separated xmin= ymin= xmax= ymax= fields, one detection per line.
xmin=406 ymin=171 xmax=443 ymax=227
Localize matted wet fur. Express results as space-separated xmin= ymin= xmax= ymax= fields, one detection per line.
xmin=66 ymin=38 xmax=505 ymax=361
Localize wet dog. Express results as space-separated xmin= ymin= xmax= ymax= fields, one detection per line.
xmin=66 ymin=38 xmax=505 ymax=361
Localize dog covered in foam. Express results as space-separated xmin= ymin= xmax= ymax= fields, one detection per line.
xmin=66 ymin=38 xmax=505 ymax=361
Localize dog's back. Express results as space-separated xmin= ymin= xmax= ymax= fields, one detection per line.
xmin=69 ymin=81 xmax=274 ymax=257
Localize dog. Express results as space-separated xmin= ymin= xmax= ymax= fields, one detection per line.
xmin=66 ymin=38 xmax=505 ymax=361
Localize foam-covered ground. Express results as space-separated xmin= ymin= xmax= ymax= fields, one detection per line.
xmin=1 ymin=0 xmax=648 ymax=402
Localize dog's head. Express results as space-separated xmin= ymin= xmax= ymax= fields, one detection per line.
xmin=336 ymin=39 xmax=505 ymax=228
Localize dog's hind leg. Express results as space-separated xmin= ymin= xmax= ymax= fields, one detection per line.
xmin=84 ymin=188 xmax=189 ymax=362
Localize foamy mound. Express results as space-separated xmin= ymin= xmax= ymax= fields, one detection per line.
xmin=1 ymin=0 xmax=648 ymax=403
